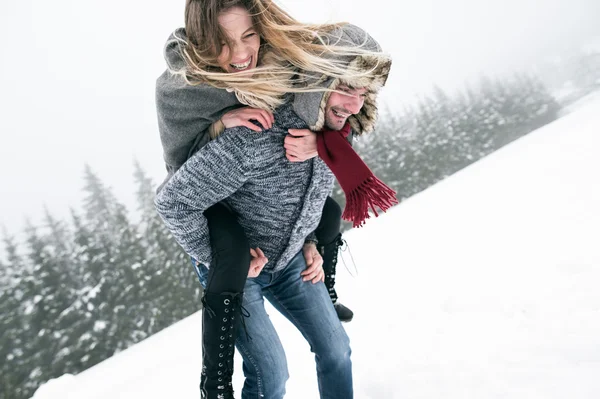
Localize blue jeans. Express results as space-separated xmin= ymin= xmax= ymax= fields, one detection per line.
xmin=195 ymin=251 xmax=353 ymax=399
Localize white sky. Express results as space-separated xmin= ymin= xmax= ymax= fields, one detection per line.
xmin=1 ymin=0 xmax=599 ymax=236
xmin=33 ymin=98 xmax=600 ymax=398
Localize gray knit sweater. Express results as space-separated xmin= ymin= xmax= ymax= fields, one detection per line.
xmin=154 ymin=102 xmax=334 ymax=272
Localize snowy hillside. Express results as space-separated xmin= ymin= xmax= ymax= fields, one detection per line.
xmin=33 ymin=99 xmax=600 ymax=398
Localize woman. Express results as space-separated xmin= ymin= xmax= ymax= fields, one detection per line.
xmin=156 ymin=1 xmax=391 ymax=397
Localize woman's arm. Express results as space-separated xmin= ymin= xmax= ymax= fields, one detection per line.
xmin=155 ymin=29 xmax=275 ymax=191
xmin=155 ymin=71 xmax=275 ymax=193
xmin=155 ymin=70 xmax=240 ymax=175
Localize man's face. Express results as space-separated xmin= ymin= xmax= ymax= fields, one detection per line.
xmin=323 ymin=85 xmax=368 ymax=131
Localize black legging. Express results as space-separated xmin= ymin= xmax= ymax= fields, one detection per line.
xmin=203 ymin=197 xmax=342 ymax=294
xmin=314 ymin=196 xmax=343 ymax=250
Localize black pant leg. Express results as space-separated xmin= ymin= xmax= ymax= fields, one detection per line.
xmin=203 ymin=202 xmax=250 ymax=294
xmin=315 ymin=196 xmax=342 ymax=246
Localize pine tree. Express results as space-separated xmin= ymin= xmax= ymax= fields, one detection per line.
xmin=17 ymin=222 xmax=60 ymax=396
xmin=40 ymin=210 xmax=85 ymax=377
xmin=133 ymin=160 xmax=201 ymax=335
xmin=70 ymin=165 xmax=148 ymax=370
xmin=66 ymin=208 xmax=104 ymax=372
xmin=0 ymin=232 xmax=31 ymax=399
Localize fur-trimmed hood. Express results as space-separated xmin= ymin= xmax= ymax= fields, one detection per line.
xmin=293 ymin=24 xmax=392 ymax=135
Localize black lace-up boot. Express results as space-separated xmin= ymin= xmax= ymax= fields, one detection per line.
xmin=200 ymin=292 xmax=245 ymax=399
xmin=319 ymin=234 xmax=354 ymax=322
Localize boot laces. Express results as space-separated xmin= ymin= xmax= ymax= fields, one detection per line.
xmin=235 ymin=295 xmax=253 ymax=342
xmin=339 ymin=237 xmax=359 ymax=278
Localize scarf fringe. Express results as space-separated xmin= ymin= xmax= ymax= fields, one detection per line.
xmin=342 ymin=176 xmax=399 ymax=228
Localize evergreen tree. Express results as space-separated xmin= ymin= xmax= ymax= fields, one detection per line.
xmin=132 ymin=160 xmax=201 ymax=336
xmin=70 ymin=165 xmax=147 ymax=370
xmin=40 ymin=210 xmax=86 ymax=376
xmin=0 ymin=232 xmax=31 ymax=399
xmin=18 ymin=223 xmax=55 ymax=395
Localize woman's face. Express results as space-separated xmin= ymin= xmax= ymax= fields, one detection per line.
xmin=217 ymin=6 xmax=261 ymax=73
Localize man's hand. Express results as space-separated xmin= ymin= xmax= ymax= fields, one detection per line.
xmin=221 ymin=107 xmax=274 ymax=132
xmin=301 ymin=242 xmax=324 ymax=284
xmin=248 ymin=247 xmax=268 ymax=278
xmin=285 ymin=129 xmax=318 ymax=162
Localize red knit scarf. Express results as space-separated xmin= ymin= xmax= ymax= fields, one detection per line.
xmin=317 ymin=122 xmax=398 ymax=228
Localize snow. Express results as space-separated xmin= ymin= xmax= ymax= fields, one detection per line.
xmin=32 ymin=99 xmax=600 ymax=398
xmin=558 ymin=89 xmax=600 ymax=117
xmin=93 ymin=321 xmax=107 ymax=332
xmin=32 ymin=375 xmax=76 ymax=398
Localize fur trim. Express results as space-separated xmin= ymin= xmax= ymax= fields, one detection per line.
xmin=311 ymin=55 xmax=391 ymax=135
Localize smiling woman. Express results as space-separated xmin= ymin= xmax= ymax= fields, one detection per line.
xmin=215 ymin=7 xmax=261 ymax=73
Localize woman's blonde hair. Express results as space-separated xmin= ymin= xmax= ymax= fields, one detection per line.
xmin=174 ymin=0 xmax=387 ymax=110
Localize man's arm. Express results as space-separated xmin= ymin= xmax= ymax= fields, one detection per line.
xmin=154 ymin=130 xmax=254 ymax=266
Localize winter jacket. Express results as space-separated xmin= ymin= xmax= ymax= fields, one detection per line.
xmin=155 ymin=28 xmax=243 ymax=189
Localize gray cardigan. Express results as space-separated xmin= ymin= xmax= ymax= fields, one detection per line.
xmin=155 ymin=28 xmax=244 ymax=188
xmin=154 ymin=103 xmax=334 ymax=272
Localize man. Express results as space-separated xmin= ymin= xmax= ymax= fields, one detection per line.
xmin=155 ymin=24 xmax=391 ymax=399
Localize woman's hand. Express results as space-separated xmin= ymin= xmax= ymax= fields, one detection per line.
xmin=248 ymin=247 xmax=268 ymax=277
xmin=221 ymin=107 xmax=274 ymax=132
xmin=284 ymin=129 xmax=318 ymax=162
xmin=301 ymin=242 xmax=324 ymax=284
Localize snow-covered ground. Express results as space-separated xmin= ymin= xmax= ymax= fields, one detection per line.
xmin=33 ymin=99 xmax=600 ymax=398
xmin=558 ymin=89 xmax=600 ymax=117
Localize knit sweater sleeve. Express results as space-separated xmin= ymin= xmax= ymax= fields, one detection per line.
xmin=304 ymin=231 xmax=318 ymax=246
xmin=154 ymin=129 xmax=255 ymax=266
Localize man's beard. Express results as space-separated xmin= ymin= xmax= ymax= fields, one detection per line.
xmin=324 ymin=107 xmax=351 ymax=131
